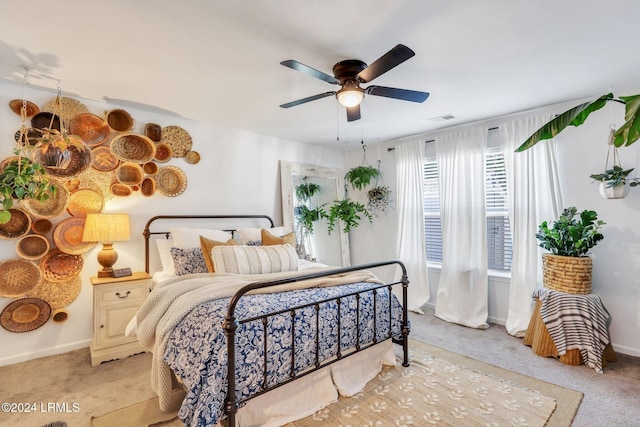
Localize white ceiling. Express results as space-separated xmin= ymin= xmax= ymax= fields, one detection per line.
xmin=1 ymin=0 xmax=639 ymax=148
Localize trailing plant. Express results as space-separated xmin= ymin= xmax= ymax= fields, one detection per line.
xmin=294 ymin=205 xmax=327 ymax=237
xmin=516 ymin=93 xmax=640 ymax=151
xmin=345 ymin=165 xmax=381 ymax=191
xmin=589 ymin=165 xmax=640 ymax=188
xmin=0 ymin=154 xmax=55 ymax=224
xmin=536 ymin=207 xmax=605 ymax=257
xmin=367 ymin=185 xmax=392 ymax=216
xmin=294 ymin=177 xmax=325 ymax=237
xmin=327 ymin=198 xmax=373 ymax=234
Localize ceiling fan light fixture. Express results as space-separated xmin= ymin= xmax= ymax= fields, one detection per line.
xmin=336 ymin=84 xmax=364 ymax=107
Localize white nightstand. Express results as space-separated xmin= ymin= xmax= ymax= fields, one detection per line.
xmin=90 ymin=272 xmax=151 ymax=366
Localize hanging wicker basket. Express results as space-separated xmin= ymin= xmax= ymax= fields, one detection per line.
xmin=542 ymin=253 xmax=592 ymax=294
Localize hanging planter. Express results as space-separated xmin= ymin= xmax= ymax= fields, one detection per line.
xmin=589 ymin=128 xmax=640 ymax=199
xmin=327 ymin=198 xmax=372 ymax=234
xmin=367 ymin=185 xmax=391 ymax=216
xmin=366 ymin=159 xmax=392 ymax=216
xmin=345 ymin=142 xmax=382 ymax=191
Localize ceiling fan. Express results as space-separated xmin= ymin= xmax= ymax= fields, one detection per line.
xmin=279 ymin=44 xmax=429 ymax=122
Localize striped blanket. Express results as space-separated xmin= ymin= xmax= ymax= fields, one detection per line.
xmin=533 ymin=288 xmax=612 ymax=373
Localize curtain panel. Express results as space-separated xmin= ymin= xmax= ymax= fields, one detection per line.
xmin=502 ymin=115 xmax=563 ymax=336
xmin=395 ymin=140 xmax=430 ymax=313
xmin=435 ymin=129 xmax=489 ymax=329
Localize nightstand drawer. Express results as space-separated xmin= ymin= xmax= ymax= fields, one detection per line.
xmin=98 ymin=284 xmax=147 ymax=304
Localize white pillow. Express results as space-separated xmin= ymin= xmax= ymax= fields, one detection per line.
xmin=169 ymin=227 xmax=232 ymax=249
xmin=155 ymin=238 xmax=176 ymax=276
xmin=212 ymin=244 xmax=299 ymax=274
xmin=236 ymin=226 xmax=290 ymax=245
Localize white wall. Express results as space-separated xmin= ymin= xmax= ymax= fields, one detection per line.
xmin=347 ymin=95 xmax=640 ymax=357
xmin=0 ymin=81 xmax=345 ymax=366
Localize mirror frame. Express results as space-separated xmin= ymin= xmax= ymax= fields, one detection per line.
xmin=280 ymin=160 xmax=351 ymax=267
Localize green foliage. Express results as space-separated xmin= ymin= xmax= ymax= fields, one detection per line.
xmin=516 ymin=94 xmax=613 ymax=152
xmin=589 ymin=165 xmax=640 ymax=188
xmin=345 ymin=166 xmax=382 ymax=191
xmin=613 ymin=94 xmax=640 ymax=147
xmin=294 ymin=205 xmax=327 ymax=237
xmin=536 ymin=207 xmax=605 ymax=257
xmin=295 ymin=180 xmax=321 ymax=203
xmin=327 ymin=199 xmax=373 ymax=234
xmin=0 ymin=155 xmax=55 ymax=224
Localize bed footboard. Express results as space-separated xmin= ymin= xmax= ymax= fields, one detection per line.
xmin=223 ymin=260 xmax=410 ymax=427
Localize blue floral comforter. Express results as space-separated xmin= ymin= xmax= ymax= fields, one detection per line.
xmin=163 ymin=281 xmax=404 ymax=427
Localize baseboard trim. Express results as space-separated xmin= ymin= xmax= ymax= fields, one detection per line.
xmin=0 ymin=339 xmax=91 ymax=367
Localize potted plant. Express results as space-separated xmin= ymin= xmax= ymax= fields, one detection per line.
xmin=589 ymin=165 xmax=640 ymax=199
xmin=327 ymin=198 xmax=373 ymax=234
xmin=30 ymin=127 xmax=87 ymax=169
xmin=0 ymin=155 xmax=55 ymax=224
xmin=345 ymin=165 xmax=382 ymax=191
xmin=536 ymin=207 xmax=605 ymax=294
xmin=367 ymin=185 xmax=392 ymax=216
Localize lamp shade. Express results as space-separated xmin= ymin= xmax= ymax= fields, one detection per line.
xmin=82 ymin=213 xmax=130 ymax=243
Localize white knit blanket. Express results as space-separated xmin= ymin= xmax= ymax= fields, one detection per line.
xmin=135 ymin=268 xmax=382 ymax=410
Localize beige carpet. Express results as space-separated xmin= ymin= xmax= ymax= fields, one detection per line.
xmin=91 ymin=339 xmax=582 ymax=427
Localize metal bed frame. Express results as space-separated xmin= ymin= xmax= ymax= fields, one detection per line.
xmin=142 ymin=214 xmax=410 ymax=427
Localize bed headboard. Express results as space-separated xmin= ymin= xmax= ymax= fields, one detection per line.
xmin=142 ymin=214 xmax=275 ymax=273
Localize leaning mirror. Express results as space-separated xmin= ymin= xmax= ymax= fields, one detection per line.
xmin=280 ymin=160 xmax=351 ymax=267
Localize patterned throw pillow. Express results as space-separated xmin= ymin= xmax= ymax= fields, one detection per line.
xmin=170 ymin=247 xmax=207 ymax=276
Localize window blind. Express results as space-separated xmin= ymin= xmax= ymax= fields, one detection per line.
xmin=423 ymin=148 xmax=512 ymax=271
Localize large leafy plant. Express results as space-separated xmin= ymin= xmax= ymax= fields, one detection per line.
xmin=536 ymin=207 xmax=605 ymax=257
xmin=516 ymin=93 xmax=640 ymax=151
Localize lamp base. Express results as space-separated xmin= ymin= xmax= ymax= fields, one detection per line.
xmin=96 ymin=243 xmax=118 ymax=278
xmin=97 ymin=269 xmax=114 ymax=278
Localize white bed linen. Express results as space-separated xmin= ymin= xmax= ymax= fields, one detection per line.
xmin=228 ymin=340 xmax=395 ymax=427
xmin=127 ymin=261 xmax=396 ymax=426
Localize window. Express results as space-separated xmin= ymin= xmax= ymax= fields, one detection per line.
xmin=423 ymin=147 xmax=512 ymax=271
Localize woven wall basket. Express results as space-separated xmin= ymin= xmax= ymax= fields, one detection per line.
xmin=542 ymin=253 xmax=592 ymax=295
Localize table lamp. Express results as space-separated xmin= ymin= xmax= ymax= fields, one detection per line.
xmin=82 ymin=213 xmax=131 ymax=277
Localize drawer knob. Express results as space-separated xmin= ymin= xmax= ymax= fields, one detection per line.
xmin=115 ymin=291 xmax=131 ymax=299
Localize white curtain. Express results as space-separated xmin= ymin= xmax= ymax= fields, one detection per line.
xmin=502 ymin=115 xmax=563 ymax=337
xmin=435 ymin=129 xmax=489 ymax=329
xmin=395 ymin=140 xmax=430 ymax=313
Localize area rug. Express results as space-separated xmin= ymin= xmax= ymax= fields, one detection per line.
xmin=91 ymin=339 xmax=582 ymax=427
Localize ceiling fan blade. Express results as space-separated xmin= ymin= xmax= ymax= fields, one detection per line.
xmin=346 ymin=105 xmax=361 ymax=122
xmin=356 ymin=44 xmax=416 ymax=83
xmin=280 ymin=92 xmax=336 ymax=108
xmin=280 ymin=60 xmax=340 ymax=85
xmin=366 ymin=86 xmax=430 ymax=103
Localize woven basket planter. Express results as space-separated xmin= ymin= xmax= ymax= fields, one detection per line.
xmin=542 ymin=253 xmax=592 ymax=294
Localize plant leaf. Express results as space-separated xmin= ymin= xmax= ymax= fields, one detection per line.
xmin=613 ymin=94 xmax=640 ymax=147
xmin=516 ymin=93 xmax=613 ymax=152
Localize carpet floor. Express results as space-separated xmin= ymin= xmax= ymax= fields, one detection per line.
xmin=90 ymin=339 xmax=577 ymax=427
xmin=1 ymin=307 xmax=638 ymax=426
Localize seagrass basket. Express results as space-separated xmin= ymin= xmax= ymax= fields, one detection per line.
xmin=542 ymin=253 xmax=592 ymax=294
